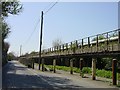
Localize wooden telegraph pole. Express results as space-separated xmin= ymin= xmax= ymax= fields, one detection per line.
xmin=39 ymin=11 xmax=44 ymax=70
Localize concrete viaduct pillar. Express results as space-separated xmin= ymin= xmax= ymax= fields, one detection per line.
xmin=53 ymin=59 xmax=56 ymax=73
xmin=60 ymin=58 xmax=63 ymax=66
xmin=41 ymin=58 xmax=45 ymax=71
xmin=92 ymin=58 xmax=96 ymax=80
xmin=80 ymin=58 xmax=84 ymax=76
xmin=32 ymin=61 xmax=34 ymax=69
xmin=31 ymin=58 xmax=34 ymax=69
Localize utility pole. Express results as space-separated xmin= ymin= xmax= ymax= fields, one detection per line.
xmin=39 ymin=11 xmax=44 ymax=70
xmin=20 ymin=45 xmax=22 ymax=57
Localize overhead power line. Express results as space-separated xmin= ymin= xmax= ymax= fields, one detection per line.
xmin=43 ymin=2 xmax=55 ymax=12
xmin=22 ymin=18 xmax=40 ymax=46
xmin=21 ymin=1 xmax=59 ymax=54
xmin=44 ymin=0 xmax=59 ymax=15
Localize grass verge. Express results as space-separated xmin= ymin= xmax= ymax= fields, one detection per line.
xmin=45 ymin=65 xmax=120 ymax=80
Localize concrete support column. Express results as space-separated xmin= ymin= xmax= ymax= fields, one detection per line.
xmin=92 ymin=58 xmax=96 ymax=80
xmin=80 ymin=58 xmax=83 ymax=76
xmin=31 ymin=59 xmax=34 ymax=69
xmin=42 ymin=58 xmax=44 ymax=71
xmin=70 ymin=59 xmax=73 ymax=74
xmin=112 ymin=59 xmax=117 ymax=85
xmin=53 ymin=59 xmax=56 ymax=73
xmin=61 ymin=58 xmax=63 ymax=66
xmin=66 ymin=58 xmax=70 ymax=67
xmin=76 ymin=58 xmax=80 ymax=68
xmin=32 ymin=62 xmax=34 ymax=69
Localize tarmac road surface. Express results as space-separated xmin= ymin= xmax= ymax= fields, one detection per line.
xmin=2 ymin=60 xmax=119 ymax=90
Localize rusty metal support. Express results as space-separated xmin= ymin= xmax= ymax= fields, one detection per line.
xmin=57 ymin=47 xmax=59 ymax=51
xmin=82 ymin=39 xmax=83 ymax=52
xmin=96 ymin=35 xmax=98 ymax=52
xmin=106 ymin=33 xmax=109 ymax=50
xmin=112 ymin=59 xmax=117 ymax=85
xmin=62 ymin=44 xmax=64 ymax=51
xmin=71 ymin=42 xmax=72 ymax=50
xmin=88 ymin=37 xmax=90 ymax=48
xmin=75 ymin=40 xmax=78 ymax=48
xmin=70 ymin=59 xmax=73 ymax=74
xmin=59 ymin=46 xmax=61 ymax=52
xmin=66 ymin=43 xmax=68 ymax=50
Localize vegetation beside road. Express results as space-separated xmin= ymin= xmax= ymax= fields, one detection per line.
xmin=25 ymin=62 xmax=117 ymax=79
xmin=2 ymin=1 xmax=23 ymax=66
xmin=45 ymin=65 xmax=119 ymax=79
xmin=20 ymin=59 xmax=118 ymax=79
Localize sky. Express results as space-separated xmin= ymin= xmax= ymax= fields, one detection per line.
xmin=5 ymin=1 xmax=118 ymax=56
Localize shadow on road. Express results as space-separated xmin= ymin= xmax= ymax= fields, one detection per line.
xmin=2 ymin=61 xmax=84 ymax=90
xmin=40 ymin=75 xmax=84 ymax=90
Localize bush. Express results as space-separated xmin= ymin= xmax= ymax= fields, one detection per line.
xmin=45 ymin=65 xmax=53 ymax=70
xmin=73 ymin=67 xmax=80 ymax=73
xmin=45 ymin=65 xmax=114 ymax=79
xmin=82 ymin=67 xmax=92 ymax=74
xmin=96 ymin=69 xmax=105 ymax=77
xmin=96 ymin=69 xmax=112 ymax=79
xmin=56 ymin=66 xmax=70 ymax=71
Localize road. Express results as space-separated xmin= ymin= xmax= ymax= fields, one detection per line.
xmin=2 ymin=61 xmax=119 ymax=90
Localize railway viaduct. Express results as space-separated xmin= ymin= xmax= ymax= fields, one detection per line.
xmin=19 ymin=29 xmax=120 ymax=86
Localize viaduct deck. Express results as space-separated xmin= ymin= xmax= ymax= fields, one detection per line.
xmin=31 ymin=29 xmax=120 ymax=59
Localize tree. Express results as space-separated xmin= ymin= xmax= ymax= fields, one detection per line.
xmin=1 ymin=1 xmax=23 ymax=40
xmin=7 ymin=52 xmax=16 ymax=61
xmin=2 ymin=19 xmax=11 ymax=66
xmin=52 ymin=38 xmax=63 ymax=47
xmin=52 ymin=38 xmax=63 ymax=49
xmin=4 ymin=42 xmax=10 ymax=53
xmin=22 ymin=52 xmax=29 ymax=57
xmin=1 ymin=1 xmax=22 ymax=40
xmin=2 ymin=42 xmax=10 ymax=66
xmin=1 ymin=1 xmax=23 ymax=17
xmin=30 ymin=51 xmax=38 ymax=56
xmin=2 ymin=19 xmax=10 ymax=39
xmin=1 ymin=1 xmax=23 ymax=66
